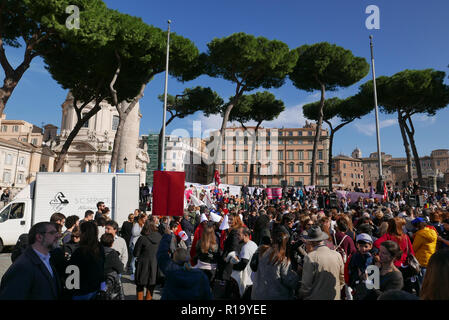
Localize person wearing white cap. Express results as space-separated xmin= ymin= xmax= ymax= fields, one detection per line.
xmin=189 ymin=213 xmax=210 ymax=265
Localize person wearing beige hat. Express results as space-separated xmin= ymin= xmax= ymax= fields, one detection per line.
xmin=299 ymin=226 xmax=345 ymax=300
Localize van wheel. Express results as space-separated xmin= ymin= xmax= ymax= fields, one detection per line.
xmin=0 ymin=239 xmax=3 ymax=253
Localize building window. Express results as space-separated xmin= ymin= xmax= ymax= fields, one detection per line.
xmin=256 ymin=177 xmax=261 ymax=185
xmin=318 ymin=150 xmax=323 ymax=160
xmin=289 ymin=162 xmax=294 ymax=173
xmin=220 ymin=163 xmax=225 ymax=174
xmin=267 ymin=177 xmax=272 ymax=185
xmin=242 ymin=163 xmax=248 ymax=173
xmin=288 ymin=131 xmax=293 ymax=136
xmin=298 ymin=131 xmax=302 ymax=136
xmin=243 ymin=177 xmax=248 ymax=185
xmin=266 ymin=150 xmax=271 ymax=159
xmin=289 ymin=177 xmax=294 ymax=186
xmin=308 ymin=131 xmax=312 ymax=136
xmin=278 ymin=163 xmax=284 ymax=175
xmin=2 ymin=170 xmax=11 ymax=182
xmin=289 ymin=140 xmax=293 ymax=145
xmin=298 ymin=162 xmax=304 ymax=173
xmin=13 ymin=125 xmax=19 ymax=132
xmin=256 ymin=150 xmax=261 ymax=161
xmin=298 ymin=150 xmax=304 ymax=160
xmin=17 ymin=172 xmax=24 ymax=184
xmin=287 ymin=151 xmax=294 ymax=160
xmin=257 ymin=163 xmax=262 ymax=175
xmin=234 ymin=163 xmax=239 ymax=173
xmin=318 ymin=163 xmax=323 ymax=174
xmin=40 ymin=164 xmax=47 ymax=172
xmin=1 ymin=125 xmax=7 ymax=132
xmin=234 ymin=176 xmax=239 ymax=185
xmin=244 ymin=150 xmax=248 ymax=160
xmin=5 ymin=154 xmax=12 ymax=165
xmin=343 ymin=163 xmax=346 ymax=169
xmin=267 ymin=162 xmax=272 ymax=175
xmin=344 ymin=173 xmax=346 ymax=177
xmin=244 ymin=137 xmax=248 ymax=145
xmin=278 ymin=151 xmax=284 ymax=160
xmin=19 ymin=157 xmax=25 ymax=167
xmin=112 ymin=115 xmax=119 ymax=131
xmin=235 ymin=150 xmax=240 ymax=161
xmin=31 ymin=138 xmax=38 ymax=145
xmin=81 ymin=113 xmax=89 ymax=128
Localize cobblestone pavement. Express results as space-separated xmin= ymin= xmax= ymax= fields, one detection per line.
xmin=0 ymin=251 xmax=161 ymax=300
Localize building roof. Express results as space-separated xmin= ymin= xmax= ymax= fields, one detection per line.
xmin=333 ymin=154 xmax=362 ymax=161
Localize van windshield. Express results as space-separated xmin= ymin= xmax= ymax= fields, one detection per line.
xmin=0 ymin=205 xmax=10 ymax=223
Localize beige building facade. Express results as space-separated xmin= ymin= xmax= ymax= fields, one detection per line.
xmin=53 ymin=93 xmax=149 ymax=183
xmin=213 ymin=122 xmax=329 ymax=187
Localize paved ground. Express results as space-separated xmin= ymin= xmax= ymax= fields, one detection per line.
xmin=0 ymin=250 xmax=161 ymax=300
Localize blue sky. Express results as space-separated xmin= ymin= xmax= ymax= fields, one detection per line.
xmin=2 ymin=0 xmax=449 ymax=158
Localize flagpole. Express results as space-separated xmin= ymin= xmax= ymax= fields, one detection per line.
xmin=370 ymin=35 xmax=384 ymax=194
xmin=160 ymin=20 xmax=171 ymax=171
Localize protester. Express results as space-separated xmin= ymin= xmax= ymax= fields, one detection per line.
xmin=100 ymin=233 xmax=125 ymax=300
xmin=420 ymin=248 xmax=449 ymax=300
xmin=133 ymin=220 xmax=162 ymax=300
xmin=0 ymin=222 xmax=62 ymax=300
xmin=299 ymin=226 xmax=345 ymax=300
xmin=364 ymin=240 xmax=404 ymax=300
xmin=251 ymin=230 xmax=299 ymax=300
xmin=61 ymin=215 xmax=79 ymax=245
xmin=68 ymin=221 xmax=105 ymax=300
xmin=157 ymin=231 xmax=212 ymax=300
xmin=193 ymin=224 xmax=220 ymax=283
xmin=129 ymin=213 xmax=147 ymax=279
xmin=229 ymin=227 xmax=258 ymax=298
xmin=105 ymin=220 xmax=128 ymax=268
xmin=95 ymin=201 xmax=106 ymax=222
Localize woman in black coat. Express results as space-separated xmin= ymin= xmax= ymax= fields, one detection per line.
xmin=133 ymin=220 xmax=162 ymax=300
xmin=68 ymin=221 xmax=105 ymax=300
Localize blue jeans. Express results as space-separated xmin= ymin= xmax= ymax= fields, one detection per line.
xmin=418 ymin=267 xmax=427 ymax=288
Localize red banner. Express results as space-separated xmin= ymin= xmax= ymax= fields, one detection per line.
xmin=153 ymin=171 xmax=185 ymax=216
xmin=214 ymin=170 xmax=221 ymax=186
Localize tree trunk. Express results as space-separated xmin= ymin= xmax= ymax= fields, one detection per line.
xmin=0 ymin=72 xmax=28 ymax=117
xmin=53 ymin=100 xmax=101 ymax=172
xmin=311 ymin=84 xmax=326 ymax=186
xmin=110 ymin=103 xmax=126 ymax=173
xmin=397 ymin=111 xmax=413 ymax=183
xmin=403 ymin=114 xmax=423 ymax=186
xmin=248 ymin=125 xmax=260 ymax=187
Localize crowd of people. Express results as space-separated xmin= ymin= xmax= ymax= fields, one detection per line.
xmin=1 ymin=183 xmax=449 ymax=300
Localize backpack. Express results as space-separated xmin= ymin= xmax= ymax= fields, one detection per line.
xmin=334 ymin=234 xmax=348 ymax=263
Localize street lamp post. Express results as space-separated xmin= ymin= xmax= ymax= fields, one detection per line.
xmin=369 ymin=35 xmax=384 ymax=194
xmin=160 ymin=20 xmax=171 ymax=171
xmin=123 ymin=157 xmax=128 ymax=173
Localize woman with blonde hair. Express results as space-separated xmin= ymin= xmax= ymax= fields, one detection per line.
xmin=194 ymin=224 xmax=220 ymax=283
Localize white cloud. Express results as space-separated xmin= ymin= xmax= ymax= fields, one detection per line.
xmin=354 ymin=118 xmax=397 ymax=136
xmin=413 ymin=114 xmax=437 ymax=125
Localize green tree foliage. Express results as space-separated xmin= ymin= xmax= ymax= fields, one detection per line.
xmin=156 ymin=86 xmax=224 ymax=169
xmin=203 ymin=32 xmax=298 ymax=169
xmin=228 ymin=91 xmax=285 ymax=186
xmin=303 ymin=95 xmax=373 ymax=189
xmin=361 ymin=69 xmax=449 ymax=185
xmin=289 ymin=42 xmax=369 ymax=186
xmin=0 ymin=0 xmax=106 ymax=116
xmin=107 ymin=12 xmax=200 ymax=172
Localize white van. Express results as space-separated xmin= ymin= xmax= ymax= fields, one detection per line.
xmin=0 ymin=172 xmax=139 ymax=252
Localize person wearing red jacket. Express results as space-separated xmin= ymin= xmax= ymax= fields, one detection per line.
xmin=374 ymin=217 xmax=415 ymax=268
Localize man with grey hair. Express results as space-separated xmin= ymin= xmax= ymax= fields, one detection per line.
xmin=299 ymin=226 xmax=345 ymax=300
xmin=0 ymin=222 xmax=62 ymax=300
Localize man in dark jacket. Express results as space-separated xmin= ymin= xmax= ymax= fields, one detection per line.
xmin=180 ymin=212 xmax=194 ymax=248
xmin=0 ymin=222 xmax=62 ymax=300
xmin=157 ymin=232 xmax=212 ymax=300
